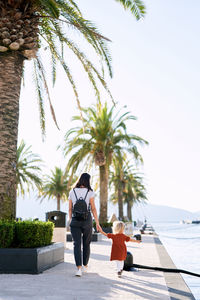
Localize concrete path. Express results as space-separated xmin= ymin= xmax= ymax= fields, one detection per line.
xmin=0 ymin=234 xmax=195 ymax=300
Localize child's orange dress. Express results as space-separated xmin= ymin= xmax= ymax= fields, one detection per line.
xmin=107 ymin=233 xmax=130 ymax=261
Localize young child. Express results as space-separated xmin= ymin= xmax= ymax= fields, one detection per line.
xmin=99 ymin=221 xmax=141 ymax=277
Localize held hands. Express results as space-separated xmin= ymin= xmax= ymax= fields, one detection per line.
xmin=97 ymin=225 xmax=108 ymax=237
xmin=96 ymin=223 xmax=102 ymax=232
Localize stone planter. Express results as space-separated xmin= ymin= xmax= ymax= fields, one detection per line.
xmin=101 ymin=227 xmax=112 ymax=233
xmin=93 ymin=227 xmax=112 ymax=234
xmin=52 ymin=227 xmax=66 ymax=248
xmin=0 ymin=242 xmax=64 ymax=274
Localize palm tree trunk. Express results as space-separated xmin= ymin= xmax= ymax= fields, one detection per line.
xmin=99 ymin=164 xmax=108 ymax=223
xmin=118 ymin=186 xmax=124 ymax=220
xmin=0 ymin=53 xmax=24 ymax=219
xmin=57 ymin=194 xmax=61 ymax=211
xmin=127 ymin=201 xmax=132 ymax=221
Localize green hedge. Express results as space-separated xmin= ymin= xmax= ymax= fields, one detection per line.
xmin=15 ymin=221 xmax=54 ymax=248
xmin=0 ymin=220 xmax=54 ymax=248
xmin=0 ymin=220 xmax=15 ymax=248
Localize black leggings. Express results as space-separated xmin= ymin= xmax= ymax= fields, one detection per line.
xmin=70 ymin=215 xmax=92 ymax=267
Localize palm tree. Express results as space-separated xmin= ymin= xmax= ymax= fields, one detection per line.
xmin=0 ymin=0 xmax=145 ymax=219
xmin=39 ymin=167 xmax=76 ymax=211
xmin=110 ymin=155 xmax=139 ymax=220
xmin=16 ymin=140 xmax=43 ymax=203
xmin=123 ymin=167 xmax=147 ymax=221
xmin=61 ymin=103 xmax=148 ymax=222
xmin=109 ymin=155 xmax=127 ymax=220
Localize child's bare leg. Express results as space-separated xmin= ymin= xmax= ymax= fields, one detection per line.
xmin=116 ymin=260 xmax=124 ymax=277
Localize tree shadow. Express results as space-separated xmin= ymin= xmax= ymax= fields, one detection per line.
xmin=125 ymin=269 xmax=162 ymax=278
xmin=65 ymin=247 xmax=109 ymax=261
xmin=45 ymin=262 xmax=171 ymax=300
xmin=0 ymin=259 xmax=191 ymax=300
xmin=167 ymin=287 xmax=195 ymax=300
xmin=62 ymin=237 xmax=192 ymax=300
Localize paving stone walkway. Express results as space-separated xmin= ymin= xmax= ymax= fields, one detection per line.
xmin=0 ymin=234 xmax=195 ymax=300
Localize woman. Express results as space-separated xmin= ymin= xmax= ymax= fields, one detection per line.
xmin=68 ymin=173 xmax=101 ymax=277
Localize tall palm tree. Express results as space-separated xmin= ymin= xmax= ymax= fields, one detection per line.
xmin=61 ymin=103 xmax=148 ymax=222
xmin=39 ymin=167 xmax=75 ymax=211
xmin=123 ymin=166 xmax=147 ymax=221
xmin=16 ymin=140 xmax=43 ymax=203
xmin=110 ymin=155 xmax=127 ymax=220
xmin=109 ymin=151 xmax=143 ymax=220
xmin=0 ymin=0 xmax=145 ymax=220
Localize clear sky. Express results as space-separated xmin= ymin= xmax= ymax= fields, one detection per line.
xmin=17 ymin=0 xmax=200 ymax=217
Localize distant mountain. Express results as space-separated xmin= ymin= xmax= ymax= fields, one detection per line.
xmin=17 ymin=192 xmax=199 ymax=223
xmin=131 ymin=203 xmax=200 ymax=223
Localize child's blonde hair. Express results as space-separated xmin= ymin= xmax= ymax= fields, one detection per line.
xmin=112 ymin=221 xmax=125 ymax=234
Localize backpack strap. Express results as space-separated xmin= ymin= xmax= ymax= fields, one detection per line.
xmin=83 ymin=189 xmax=89 ymax=201
xmin=73 ymin=188 xmax=78 ymax=202
xmin=84 ymin=189 xmax=91 ymax=212
xmin=73 ymin=188 xmax=91 ymax=214
xmin=73 ymin=188 xmax=89 ymax=203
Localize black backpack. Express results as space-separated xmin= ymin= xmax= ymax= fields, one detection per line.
xmin=73 ymin=189 xmax=90 ymax=221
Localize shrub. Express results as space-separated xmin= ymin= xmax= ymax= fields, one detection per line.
xmin=100 ymin=222 xmax=113 ymax=228
xmin=14 ymin=220 xmax=54 ymax=248
xmin=0 ymin=220 xmax=54 ymax=248
xmin=0 ymin=220 xmax=15 ymax=248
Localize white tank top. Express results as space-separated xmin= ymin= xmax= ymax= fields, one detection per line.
xmin=68 ymin=188 xmax=95 ymax=209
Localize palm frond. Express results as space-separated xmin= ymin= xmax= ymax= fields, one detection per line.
xmin=39 ymin=0 xmax=60 ymax=18
xmin=114 ymin=0 xmax=146 ymax=20
xmin=61 ymin=103 xmax=148 ymax=185
xmin=33 ymin=59 xmax=46 ymax=136
xmin=35 ymin=56 xmax=60 ymax=130
xmin=16 ymin=140 xmax=43 ymax=197
xmin=39 ymin=167 xmax=73 ymax=203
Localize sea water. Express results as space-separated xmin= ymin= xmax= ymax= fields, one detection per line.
xmin=152 ymin=222 xmax=200 ymax=300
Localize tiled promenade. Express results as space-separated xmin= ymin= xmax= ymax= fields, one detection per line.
xmin=0 ymin=234 xmax=195 ymax=300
